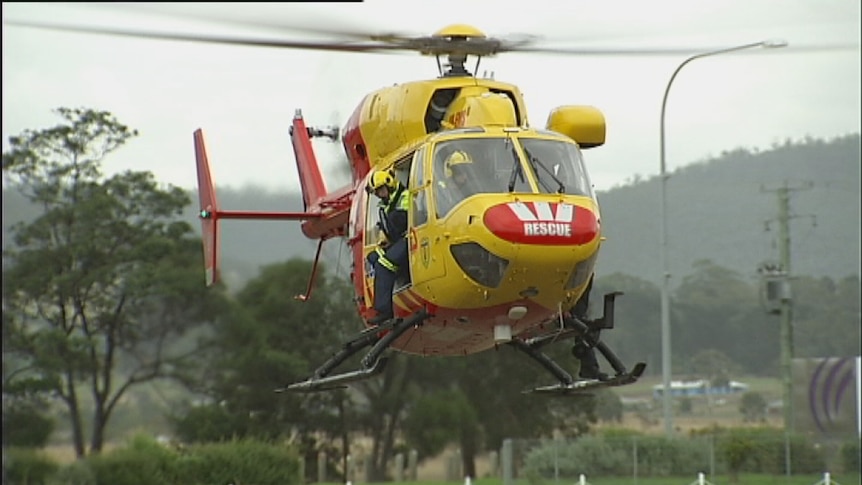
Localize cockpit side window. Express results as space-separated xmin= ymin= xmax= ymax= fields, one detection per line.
xmin=432 ymin=138 xmax=532 ymax=218
xmin=519 ymin=138 xmax=594 ymax=198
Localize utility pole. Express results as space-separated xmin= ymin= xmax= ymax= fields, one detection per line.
xmin=759 ymin=180 xmax=814 ymax=477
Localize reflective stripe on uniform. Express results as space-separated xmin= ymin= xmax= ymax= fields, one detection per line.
xmin=396 ymin=190 xmax=409 ymax=211
xmin=384 ymin=186 xmax=408 ymax=211
xmin=378 ymin=255 xmax=398 ymax=272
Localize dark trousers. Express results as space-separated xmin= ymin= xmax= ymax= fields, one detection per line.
xmin=367 ymin=237 xmax=409 ymax=316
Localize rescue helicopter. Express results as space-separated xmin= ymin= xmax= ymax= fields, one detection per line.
xmin=6 ymin=13 xmax=657 ymax=394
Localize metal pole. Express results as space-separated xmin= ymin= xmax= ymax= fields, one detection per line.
xmin=658 ymin=39 xmax=786 ymax=437
xmin=777 ymin=183 xmax=794 ymax=477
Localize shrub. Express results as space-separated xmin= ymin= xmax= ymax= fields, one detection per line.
xmin=86 ymin=434 xmax=178 ymax=485
xmin=594 ymin=389 xmax=624 ymax=423
xmin=522 ymin=436 xmax=629 ymax=483
xmin=48 ymin=460 xmax=95 ymax=485
xmin=623 ymin=434 xmax=711 ymax=477
xmin=2 ymin=405 xmax=55 ymax=448
xmin=841 ymin=439 xmax=861 ymax=473
xmin=177 ymin=438 xmax=300 ymax=485
xmin=170 ymin=403 xmax=245 ymax=443
xmin=715 ymin=427 xmax=825 ymax=478
xmin=739 ymin=392 xmax=767 ymax=422
xmin=5 ymin=447 xmax=59 ymax=485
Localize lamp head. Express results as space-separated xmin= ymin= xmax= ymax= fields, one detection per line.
xmin=761 ymin=39 xmax=789 ymax=49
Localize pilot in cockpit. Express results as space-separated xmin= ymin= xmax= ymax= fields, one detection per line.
xmin=435 ymin=150 xmax=476 ymax=217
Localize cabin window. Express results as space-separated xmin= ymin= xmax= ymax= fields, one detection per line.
xmin=432 ymin=137 xmax=532 ymax=218
xmin=392 ymin=153 xmax=413 ymax=187
xmin=410 ymin=147 xmax=429 ymax=227
xmin=518 ymin=138 xmax=595 ymax=198
xmin=365 ymin=187 xmax=382 ymax=245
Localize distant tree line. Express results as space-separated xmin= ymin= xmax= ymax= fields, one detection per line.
xmin=3 ymin=109 xmax=859 ymax=482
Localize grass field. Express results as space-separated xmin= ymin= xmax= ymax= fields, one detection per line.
xmin=322 ymin=475 xmax=862 ymax=485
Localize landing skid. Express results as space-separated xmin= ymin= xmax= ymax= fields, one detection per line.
xmin=527 ymin=363 xmax=646 ymax=395
xmin=511 ymin=292 xmax=646 ymax=395
xmin=279 ymin=309 xmax=429 ymax=393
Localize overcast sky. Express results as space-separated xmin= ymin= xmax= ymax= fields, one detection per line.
xmin=2 ymin=1 xmax=860 ymax=194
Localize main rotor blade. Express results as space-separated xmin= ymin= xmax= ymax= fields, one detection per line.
xmin=95 ymin=3 xmax=417 ymax=42
xmin=4 ymin=20 xmax=409 ymax=54
xmin=509 ymin=43 xmax=860 ymax=56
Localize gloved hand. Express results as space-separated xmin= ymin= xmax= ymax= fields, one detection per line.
xmin=376 ymin=232 xmax=390 ymax=249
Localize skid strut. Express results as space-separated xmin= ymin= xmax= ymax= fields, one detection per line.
xmin=511 ymin=292 xmax=647 ymax=395
xmin=281 ymin=309 xmax=429 ymax=392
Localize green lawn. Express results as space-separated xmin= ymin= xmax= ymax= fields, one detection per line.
xmin=343 ymin=474 xmax=861 ymax=485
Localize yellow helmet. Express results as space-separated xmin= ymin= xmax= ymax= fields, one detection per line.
xmin=444 ymin=150 xmax=473 ymax=178
xmin=367 ymin=168 xmax=398 ymax=193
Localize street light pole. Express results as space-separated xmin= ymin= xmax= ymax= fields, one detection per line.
xmin=658 ymin=39 xmax=787 ymax=437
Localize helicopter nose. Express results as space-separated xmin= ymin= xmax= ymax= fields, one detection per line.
xmin=483 ymin=201 xmax=598 ymax=245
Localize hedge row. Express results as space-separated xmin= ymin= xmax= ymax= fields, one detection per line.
xmin=522 ymin=427 xmax=856 ymax=482
xmin=4 ymin=435 xmax=301 ymax=485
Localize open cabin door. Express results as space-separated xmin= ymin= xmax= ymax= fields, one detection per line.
xmin=407 ymin=146 xmax=446 ymax=286
xmin=361 ymin=152 xmax=415 ymax=305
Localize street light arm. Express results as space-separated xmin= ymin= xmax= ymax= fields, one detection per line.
xmin=659 ymin=42 xmax=766 ymax=174
xmin=656 ymin=39 xmax=786 ymax=437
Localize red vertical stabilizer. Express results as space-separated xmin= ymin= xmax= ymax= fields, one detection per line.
xmin=290 ymin=110 xmax=328 ymax=210
xmin=193 ymin=129 xmax=220 ymax=287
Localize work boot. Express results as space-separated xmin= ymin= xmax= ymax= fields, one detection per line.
xmin=572 ymin=340 xmax=609 ymax=381
xmin=367 ymin=312 xmax=393 ymax=326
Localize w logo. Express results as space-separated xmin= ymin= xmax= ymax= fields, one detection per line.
xmin=484 ymin=200 xmax=596 ymax=245
xmin=507 ymin=202 xmax=573 ymax=223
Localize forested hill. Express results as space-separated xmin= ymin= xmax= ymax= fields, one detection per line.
xmin=3 ymin=134 xmax=859 ymax=290
xmin=593 ymin=134 xmax=860 ymax=287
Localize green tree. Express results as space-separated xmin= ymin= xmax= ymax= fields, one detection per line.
xmin=173 ymin=259 xmax=362 ymax=480
xmin=455 ymin=344 xmax=597 ymax=474
xmin=2 ymin=107 xmax=226 ymax=457
xmin=594 ymin=389 xmax=624 ymax=423
xmin=354 ymin=354 xmax=424 ymax=481
xmin=739 ymin=391 xmax=767 ymax=423
xmin=3 ymin=311 xmax=56 ymax=448
xmin=674 ymin=260 xmax=775 ymax=374
xmin=1 ymin=402 xmax=55 ymax=448
xmin=793 ymin=275 xmax=861 ymax=359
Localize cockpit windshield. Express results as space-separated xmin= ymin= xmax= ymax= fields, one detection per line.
xmin=432 ymin=138 xmax=531 ymax=218
xmin=431 ymin=135 xmax=594 ymax=218
xmin=519 ymin=138 xmax=594 ymax=198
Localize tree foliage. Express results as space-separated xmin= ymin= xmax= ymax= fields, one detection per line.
xmin=171 ymin=258 xmax=363 ymax=480
xmin=402 ymin=389 xmax=476 ymax=460
xmin=1 ymin=404 xmax=55 ymax=448
xmin=2 ymin=107 xmax=227 ymax=457
xmin=739 ymin=391 xmax=767 ymax=423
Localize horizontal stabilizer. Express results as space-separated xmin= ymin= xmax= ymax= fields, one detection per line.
xmin=194 ymin=129 xmax=220 ymax=287
xmin=193 ymin=129 xmax=327 ymax=286
xmin=291 ymin=110 xmax=328 ymax=210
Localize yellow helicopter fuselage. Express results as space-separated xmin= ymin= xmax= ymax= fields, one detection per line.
xmin=340 ymin=75 xmax=605 ymax=185
xmin=348 ymin=123 xmax=605 ymax=357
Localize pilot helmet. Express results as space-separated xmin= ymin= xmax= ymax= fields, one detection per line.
xmin=444 ymin=150 xmax=473 ymax=178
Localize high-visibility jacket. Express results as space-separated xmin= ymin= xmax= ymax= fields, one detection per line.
xmin=377 ymin=184 xmax=409 ymax=242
